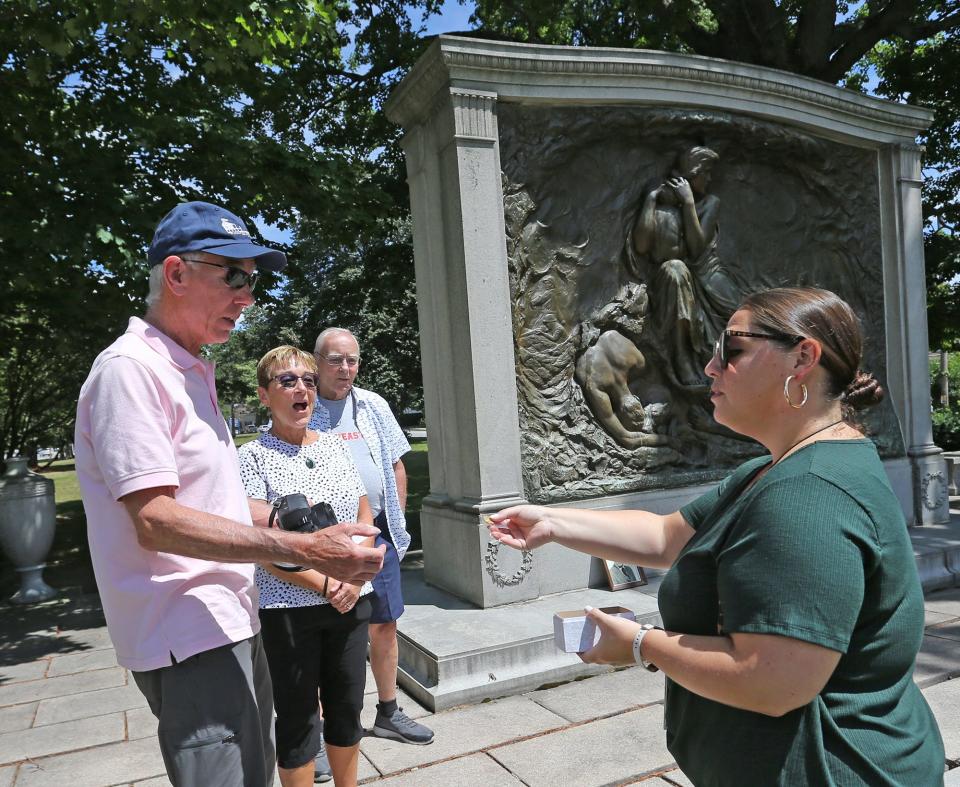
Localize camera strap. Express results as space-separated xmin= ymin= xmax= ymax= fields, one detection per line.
xmin=268 ymin=498 xmax=282 ymax=530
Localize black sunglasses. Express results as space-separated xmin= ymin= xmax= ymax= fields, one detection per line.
xmin=270 ymin=373 xmax=319 ymax=389
xmin=181 ymin=257 xmax=259 ymax=291
xmin=714 ymin=329 xmax=804 ymax=369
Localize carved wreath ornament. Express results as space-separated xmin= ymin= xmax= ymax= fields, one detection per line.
xmin=921 ymin=471 xmax=948 ymax=512
xmin=484 ymin=540 xmax=534 ymax=588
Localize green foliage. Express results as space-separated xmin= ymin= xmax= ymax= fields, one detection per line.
xmin=0 ymin=0 xmax=434 ymax=458
xmin=468 ymin=0 xmax=955 ymax=83
xmin=206 ymin=338 xmax=261 ymax=413
xmin=930 ymin=352 xmax=960 ymax=407
xmin=0 ymin=272 xmax=129 ymax=460
xmin=929 ymin=352 xmax=960 ymax=450
xmin=279 ymin=0 xmax=434 ymax=417
xmin=466 ymin=0 xmax=714 ymax=53
xmin=205 ymin=305 xmax=286 ymax=425
xmin=403 ymin=440 xmax=429 ymax=550
xmin=932 ymin=408 xmax=960 ymax=451
xmin=1 ymin=0 xmax=368 ymax=303
xmin=289 ymin=212 xmax=422 ymax=417
xmin=867 ymin=30 xmax=960 ymax=349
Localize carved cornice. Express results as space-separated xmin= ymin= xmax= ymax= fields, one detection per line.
xmin=385 ymin=39 xmax=450 ymax=129
xmin=385 ymin=37 xmax=932 ymax=144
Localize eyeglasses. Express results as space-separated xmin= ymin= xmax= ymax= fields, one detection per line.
xmin=318 ymin=354 xmax=360 ymax=368
xmin=714 ymin=330 xmax=804 ymax=369
xmin=269 ymin=373 xmax=319 ymax=389
xmin=181 ymin=257 xmax=259 ymax=291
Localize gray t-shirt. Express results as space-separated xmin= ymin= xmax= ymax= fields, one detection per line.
xmin=319 ymin=395 xmax=385 ymax=517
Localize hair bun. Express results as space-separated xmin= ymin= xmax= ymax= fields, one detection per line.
xmin=841 ymin=370 xmax=884 ymax=412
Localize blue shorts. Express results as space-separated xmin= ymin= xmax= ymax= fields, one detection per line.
xmin=370 ymin=512 xmax=405 ymax=624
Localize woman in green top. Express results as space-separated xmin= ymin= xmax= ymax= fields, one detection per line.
xmin=489 ymin=287 xmax=944 ymax=786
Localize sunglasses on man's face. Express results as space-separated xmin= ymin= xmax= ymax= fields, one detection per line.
xmin=713 ymin=329 xmax=804 ymax=369
xmin=181 ymin=258 xmax=259 ymax=291
xmin=270 ymin=373 xmax=319 ymax=390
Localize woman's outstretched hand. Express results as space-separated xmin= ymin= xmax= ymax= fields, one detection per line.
xmin=486 ymin=505 xmax=554 ymax=550
xmin=578 ymin=606 xmax=642 ymax=666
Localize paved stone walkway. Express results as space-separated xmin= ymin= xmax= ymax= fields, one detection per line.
xmin=2 ymin=582 xmax=960 ymax=786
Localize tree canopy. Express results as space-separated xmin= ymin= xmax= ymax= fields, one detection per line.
xmin=2 ymin=0 xmax=956 ymax=460
xmin=865 ymin=27 xmax=960 ymax=348
xmin=469 ymin=0 xmax=959 ymax=83
xmin=469 ymin=0 xmax=960 ymax=348
xmin=0 ymin=0 xmax=432 ymax=458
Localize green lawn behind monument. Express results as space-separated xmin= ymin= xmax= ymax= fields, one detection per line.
xmin=0 ymin=438 xmax=429 ymax=600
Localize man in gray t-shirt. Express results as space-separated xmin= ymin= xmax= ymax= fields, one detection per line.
xmin=318 ymin=396 xmax=386 ymax=516
xmin=309 ymin=328 xmax=434 ymax=762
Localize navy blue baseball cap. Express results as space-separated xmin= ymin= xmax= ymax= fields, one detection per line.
xmin=147 ymin=201 xmax=287 ymax=271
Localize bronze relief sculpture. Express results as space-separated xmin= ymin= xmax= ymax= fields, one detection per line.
xmin=499 ymin=106 xmax=901 ymax=503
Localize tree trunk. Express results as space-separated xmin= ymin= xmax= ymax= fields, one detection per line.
xmin=940 ymin=350 xmax=950 ymax=408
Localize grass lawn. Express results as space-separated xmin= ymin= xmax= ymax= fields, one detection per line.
xmin=0 ymin=437 xmax=430 ymax=600
xmin=403 ymin=439 xmax=428 ymax=551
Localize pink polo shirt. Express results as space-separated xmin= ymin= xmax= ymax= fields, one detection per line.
xmin=75 ymin=317 xmax=258 ymax=671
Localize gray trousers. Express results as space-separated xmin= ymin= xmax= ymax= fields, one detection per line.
xmin=132 ymin=634 xmax=275 ymax=787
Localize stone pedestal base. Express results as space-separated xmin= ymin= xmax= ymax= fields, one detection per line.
xmin=396 ymin=574 xmax=662 ymax=711
xmin=421 ymin=501 xmax=608 ymax=607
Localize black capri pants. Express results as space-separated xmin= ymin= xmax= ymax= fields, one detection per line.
xmin=259 ymin=597 xmax=371 ymax=769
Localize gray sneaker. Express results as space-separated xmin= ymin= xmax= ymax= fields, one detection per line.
xmin=314 ymin=735 xmax=332 ymax=783
xmin=373 ymin=706 xmax=435 ymax=745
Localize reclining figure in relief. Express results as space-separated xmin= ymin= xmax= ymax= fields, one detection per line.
xmin=574 ymin=283 xmax=671 ymax=450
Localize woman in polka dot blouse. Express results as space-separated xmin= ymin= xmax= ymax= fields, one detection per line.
xmin=239 ymin=345 xmax=374 ymax=787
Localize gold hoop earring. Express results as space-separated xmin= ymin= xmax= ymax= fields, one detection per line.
xmin=783 ymin=375 xmax=808 ymax=409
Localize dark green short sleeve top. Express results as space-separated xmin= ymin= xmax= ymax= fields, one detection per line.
xmin=659 ymin=439 xmax=944 ymax=786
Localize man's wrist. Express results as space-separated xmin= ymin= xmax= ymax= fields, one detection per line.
xmin=263 ymin=526 xmax=299 ymax=565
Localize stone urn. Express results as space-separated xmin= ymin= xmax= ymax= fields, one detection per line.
xmin=0 ymin=457 xmax=58 ymax=604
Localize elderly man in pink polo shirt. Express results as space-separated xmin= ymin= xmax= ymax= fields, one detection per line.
xmin=75 ymin=201 xmax=385 ymax=787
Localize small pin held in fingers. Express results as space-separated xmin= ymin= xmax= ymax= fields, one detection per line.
xmin=482 ymin=514 xmax=511 ymax=532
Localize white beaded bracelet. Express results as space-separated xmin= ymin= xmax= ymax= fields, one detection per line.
xmin=633 ymin=624 xmax=661 ymax=672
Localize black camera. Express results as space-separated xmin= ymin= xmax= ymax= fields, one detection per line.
xmin=268 ymin=494 xmax=338 ymax=572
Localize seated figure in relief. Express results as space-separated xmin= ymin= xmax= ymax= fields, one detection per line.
xmin=628 ymin=146 xmax=740 ymax=387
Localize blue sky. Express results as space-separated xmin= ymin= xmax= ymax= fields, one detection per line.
xmin=422 ymin=0 xmax=474 ymax=35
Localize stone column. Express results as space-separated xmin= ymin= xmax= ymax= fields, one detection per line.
xmin=400 ymin=88 xmax=535 ymax=606
xmin=880 ymin=143 xmax=950 ymax=524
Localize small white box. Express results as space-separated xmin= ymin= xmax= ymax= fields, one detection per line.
xmin=553 ymin=606 xmax=637 ymax=653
